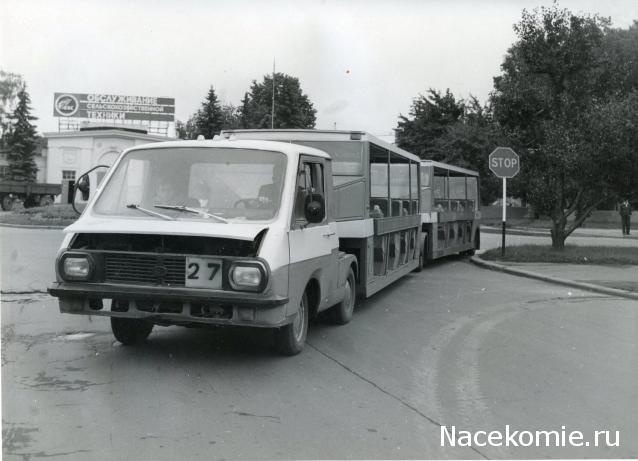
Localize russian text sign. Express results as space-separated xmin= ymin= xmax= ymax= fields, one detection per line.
xmin=53 ymin=93 xmax=175 ymax=122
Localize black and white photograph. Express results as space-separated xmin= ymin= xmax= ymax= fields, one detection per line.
xmin=1 ymin=0 xmax=637 ymax=459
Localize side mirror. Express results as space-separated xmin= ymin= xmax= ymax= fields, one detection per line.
xmin=77 ymin=175 xmax=90 ymax=201
xmin=71 ymin=164 xmax=110 ymax=215
xmin=304 ymin=193 xmax=325 ymax=223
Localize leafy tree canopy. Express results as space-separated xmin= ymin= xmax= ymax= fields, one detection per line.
xmin=396 ymin=90 xmax=502 ymax=204
xmin=490 ymin=4 xmax=636 ymax=248
xmin=241 ymin=72 xmax=316 ymax=129
xmin=395 ymin=89 xmax=464 ymax=161
xmin=0 ymin=70 xmax=24 ymax=145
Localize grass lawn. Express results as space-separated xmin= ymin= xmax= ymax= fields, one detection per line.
xmin=0 ymin=204 xmax=81 ymax=227
xmin=481 ymin=244 xmax=638 ymax=265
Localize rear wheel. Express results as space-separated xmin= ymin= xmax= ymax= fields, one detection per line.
xmin=329 ymin=268 xmax=356 ymax=325
xmin=39 ymin=195 xmax=53 ymax=207
xmin=23 ymin=196 xmax=37 ymax=208
xmin=111 ymin=317 xmax=153 ymax=345
xmin=421 ymin=234 xmax=429 ymax=267
xmin=463 ymin=229 xmax=480 ymax=256
xmin=1 ymin=195 xmax=14 ymax=211
xmin=274 ymin=292 xmax=309 ymax=356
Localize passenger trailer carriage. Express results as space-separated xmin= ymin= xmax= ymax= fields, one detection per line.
xmin=221 ymin=130 xmax=423 ymax=298
xmin=419 ymin=160 xmax=481 ymax=262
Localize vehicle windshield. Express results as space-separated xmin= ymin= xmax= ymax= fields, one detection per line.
xmin=93 ymin=147 xmax=287 ymax=221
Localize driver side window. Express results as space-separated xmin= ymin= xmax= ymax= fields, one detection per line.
xmin=293 ymin=160 xmax=325 ymax=227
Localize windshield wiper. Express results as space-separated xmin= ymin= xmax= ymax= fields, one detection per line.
xmin=126 ymin=204 xmax=175 ymax=221
xmin=154 ymin=204 xmax=228 ymax=223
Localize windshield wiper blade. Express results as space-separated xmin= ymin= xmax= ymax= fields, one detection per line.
xmin=154 ymin=204 xmax=228 ymax=223
xmin=126 ymin=204 xmax=175 ymax=221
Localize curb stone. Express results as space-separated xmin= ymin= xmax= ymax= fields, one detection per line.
xmin=470 ymin=255 xmax=638 ymax=301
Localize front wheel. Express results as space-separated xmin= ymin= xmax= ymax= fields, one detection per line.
xmin=111 ymin=317 xmax=154 ymax=345
xmin=274 ymin=292 xmax=309 ymax=356
xmin=329 ymin=267 xmax=356 ymax=325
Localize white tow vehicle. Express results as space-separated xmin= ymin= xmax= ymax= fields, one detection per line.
xmin=48 ymin=140 xmax=357 ymax=355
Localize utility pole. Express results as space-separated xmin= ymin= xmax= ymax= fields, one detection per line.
xmin=271 ymin=58 xmax=275 ymax=129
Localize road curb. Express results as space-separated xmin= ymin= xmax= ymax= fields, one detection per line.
xmin=481 ymin=226 xmax=637 ymax=241
xmin=0 ymin=222 xmax=66 ymax=230
xmin=470 ymin=255 xmax=638 ymax=301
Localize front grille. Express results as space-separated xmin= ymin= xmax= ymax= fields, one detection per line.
xmin=104 ymin=253 xmax=185 ymax=286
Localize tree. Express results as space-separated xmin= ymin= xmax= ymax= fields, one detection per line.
xmin=6 ymin=85 xmax=38 ymax=182
xmin=193 ymin=86 xmax=224 ymax=139
xmin=239 ymin=92 xmax=251 ymax=129
xmin=241 ymin=72 xmax=316 ymax=129
xmin=395 ymin=90 xmax=502 ymax=204
xmin=175 ymin=117 xmax=199 ymax=140
xmin=395 ymin=89 xmax=464 ymax=161
xmin=181 ymin=88 xmax=245 ymax=140
xmin=596 ymin=21 xmax=638 ymax=97
xmin=220 ymin=103 xmax=242 ymax=130
xmin=490 ymin=5 xmax=619 ymax=249
xmin=432 ymin=97 xmax=505 ymax=204
xmin=0 ymin=70 xmax=24 ymax=146
xmin=174 ymin=119 xmax=188 ymax=139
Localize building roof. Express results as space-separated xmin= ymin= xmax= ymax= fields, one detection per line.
xmin=43 ymin=128 xmax=172 ymax=143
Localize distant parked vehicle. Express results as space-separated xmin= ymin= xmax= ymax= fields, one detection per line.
xmin=0 ymin=180 xmax=62 ymax=211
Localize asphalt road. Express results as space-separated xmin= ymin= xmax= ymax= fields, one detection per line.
xmin=2 ymin=226 xmax=637 ymax=459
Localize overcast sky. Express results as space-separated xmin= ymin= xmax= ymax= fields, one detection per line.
xmin=2 ymin=0 xmax=637 ymax=140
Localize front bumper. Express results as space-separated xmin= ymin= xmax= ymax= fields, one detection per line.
xmin=48 ymin=282 xmax=290 ymax=328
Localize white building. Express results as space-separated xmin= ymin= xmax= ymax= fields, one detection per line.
xmin=44 ymin=124 xmax=172 ymax=203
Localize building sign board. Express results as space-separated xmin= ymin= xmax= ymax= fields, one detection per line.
xmin=53 ymin=93 xmax=175 ymax=122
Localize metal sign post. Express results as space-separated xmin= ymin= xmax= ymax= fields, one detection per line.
xmin=489 ymin=147 xmax=520 ymax=257
xmin=502 ymin=177 xmax=507 ymax=257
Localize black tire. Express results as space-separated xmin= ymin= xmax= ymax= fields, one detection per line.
xmin=274 ymin=292 xmax=309 ymax=356
xmin=413 ymin=239 xmax=422 ymax=273
xmin=111 ymin=317 xmax=153 ymax=345
xmin=463 ymin=229 xmax=480 ymax=256
xmin=39 ymin=195 xmax=53 ymax=207
xmin=23 ymin=196 xmax=37 ymax=208
xmin=421 ymin=234 xmax=429 ymax=268
xmin=329 ymin=267 xmax=356 ymax=325
xmin=1 ymin=195 xmax=14 ymax=211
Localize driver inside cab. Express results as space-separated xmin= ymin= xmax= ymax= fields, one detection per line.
xmin=257 ymin=163 xmax=285 ymax=207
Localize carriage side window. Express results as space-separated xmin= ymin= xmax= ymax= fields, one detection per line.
xmin=370 ymin=144 xmax=389 ymax=218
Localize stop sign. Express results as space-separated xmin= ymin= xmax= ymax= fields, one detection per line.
xmin=489 ymin=147 xmax=520 ymax=178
